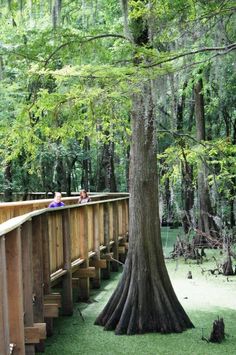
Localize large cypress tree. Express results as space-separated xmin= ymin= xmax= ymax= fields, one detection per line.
xmin=95 ymin=0 xmax=194 ymax=334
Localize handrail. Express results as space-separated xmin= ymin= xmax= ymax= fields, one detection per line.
xmin=0 ymin=192 xmax=129 ymax=224
xmin=0 ymin=192 xmax=128 ymax=207
xmin=0 ymin=194 xmax=129 ymax=355
xmin=0 ymin=196 xmax=129 ymax=237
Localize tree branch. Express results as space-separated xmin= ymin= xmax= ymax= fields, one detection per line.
xmin=143 ymin=43 xmax=236 ymax=68
xmin=158 ymin=125 xmax=203 ymax=146
xmin=175 ymin=46 xmax=236 ymax=72
xmin=44 ymin=33 xmax=129 ymax=67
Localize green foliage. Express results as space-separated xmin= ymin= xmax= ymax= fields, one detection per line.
xmin=159 ymin=137 xmax=236 ymax=208
xmin=0 ymin=0 xmax=235 ymax=199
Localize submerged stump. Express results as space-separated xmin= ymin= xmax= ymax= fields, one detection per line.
xmin=209 ymin=318 xmax=225 ymax=343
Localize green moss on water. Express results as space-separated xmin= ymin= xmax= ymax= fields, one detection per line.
xmin=39 ymin=228 xmax=236 ymax=355
xmin=41 ymin=272 xmax=236 ymax=355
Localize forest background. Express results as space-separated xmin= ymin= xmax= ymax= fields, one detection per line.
xmin=0 ymin=0 xmax=235 ymax=236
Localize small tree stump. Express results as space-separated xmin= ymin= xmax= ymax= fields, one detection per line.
xmin=187 ymin=271 xmax=192 ymax=279
xmin=209 ymin=317 xmax=225 ymax=343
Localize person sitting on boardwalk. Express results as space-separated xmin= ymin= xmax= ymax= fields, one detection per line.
xmin=48 ymin=192 xmax=65 ymax=208
xmin=78 ymin=189 xmax=91 ymax=204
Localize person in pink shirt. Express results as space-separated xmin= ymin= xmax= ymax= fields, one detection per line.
xmin=78 ymin=189 xmax=91 ymax=204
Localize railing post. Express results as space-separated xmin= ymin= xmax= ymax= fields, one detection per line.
xmin=111 ymin=201 xmax=119 ymax=271
xmin=41 ymin=213 xmax=55 ymax=348
xmin=102 ymin=203 xmax=110 ymax=279
xmin=41 ymin=214 xmax=51 ymax=295
xmin=32 ymin=216 xmax=46 ymax=351
xmin=62 ymin=209 xmax=73 ymax=315
xmin=78 ymin=207 xmax=90 ymax=300
xmin=91 ymin=204 xmax=101 ymax=288
xmin=6 ymin=228 xmax=25 ymax=355
xmin=22 ymin=221 xmax=35 ymax=355
xmin=0 ymin=235 xmax=10 ymax=355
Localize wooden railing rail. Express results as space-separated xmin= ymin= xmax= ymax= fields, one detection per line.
xmin=0 ymin=195 xmax=129 ymax=355
xmin=0 ymin=192 xmax=128 ymax=224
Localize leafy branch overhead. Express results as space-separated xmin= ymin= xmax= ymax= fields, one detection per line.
xmin=0 ymin=0 xmax=235 ymax=203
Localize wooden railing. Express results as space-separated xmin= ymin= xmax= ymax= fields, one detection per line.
xmin=0 ymin=192 xmax=126 ymax=224
xmin=0 ymin=194 xmax=129 ymax=355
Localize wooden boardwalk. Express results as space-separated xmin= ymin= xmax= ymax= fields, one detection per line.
xmin=0 ymin=193 xmax=129 ymax=355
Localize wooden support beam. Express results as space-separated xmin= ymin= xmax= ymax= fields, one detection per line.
xmin=43 ymin=304 xmax=59 ymax=318
xmin=118 ymin=235 xmax=125 ymax=241
xmin=90 ymin=259 xmax=107 ymax=269
xmin=0 ymin=236 xmax=10 ymax=355
xmin=88 ymin=251 xmax=96 ymax=258
xmin=45 ymin=318 xmax=53 ymax=341
xmin=74 ymin=267 xmax=96 ymax=278
xmin=32 ymin=216 xmax=46 ymax=350
xmin=50 ymin=268 xmax=67 ymax=283
xmin=78 ymin=208 xmax=90 ymax=301
xmin=32 ymin=217 xmax=44 ymax=321
xmin=71 ymin=258 xmax=85 ymax=272
xmin=41 ymin=214 xmax=51 ymax=295
xmin=44 ymin=293 xmax=61 ymax=302
xmin=111 ymin=201 xmax=119 ymax=272
xmin=35 ymin=323 xmax=46 ymax=340
xmin=119 ymin=242 xmax=129 ymax=249
xmin=21 ymin=221 xmax=35 ymax=355
xmin=102 ymin=203 xmax=111 ymax=279
xmin=41 ymin=214 xmax=56 ymax=346
xmin=72 ymin=278 xmax=80 ymax=288
xmin=91 ymin=204 xmax=101 ymax=288
xmin=101 ymin=252 xmax=114 ymax=260
xmin=118 ymin=246 xmax=126 ymax=254
xmin=24 ymin=323 xmax=46 ymax=344
xmin=62 ymin=209 xmax=73 ymax=316
xmin=99 ymin=245 xmax=107 ymax=252
xmin=44 ymin=293 xmax=61 ymax=308
xmin=6 ymin=228 xmax=25 ymax=355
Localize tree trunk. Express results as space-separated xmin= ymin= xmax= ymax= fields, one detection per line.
xmin=95 ymin=0 xmax=193 ymax=334
xmin=230 ymin=117 xmax=236 ymax=227
xmin=181 ymin=159 xmax=194 ymax=235
xmin=97 ymin=135 xmax=117 ymax=192
xmin=95 ymin=80 xmax=193 ymax=334
xmin=4 ymin=162 xmax=13 ymax=202
xmin=52 ymin=0 xmax=62 ymax=28
xmin=194 ymin=77 xmax=219 ymax=241
xmin=55 ymin=143 xmax=64 ymax=192
xmin=177 ymin=80 xmax=194 ymax=234
xmin=81 ymin=136 xmax=92 ymax=191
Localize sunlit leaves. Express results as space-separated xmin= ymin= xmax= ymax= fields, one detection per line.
xmin=159 ymin=138 xmax=236 ymax=201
